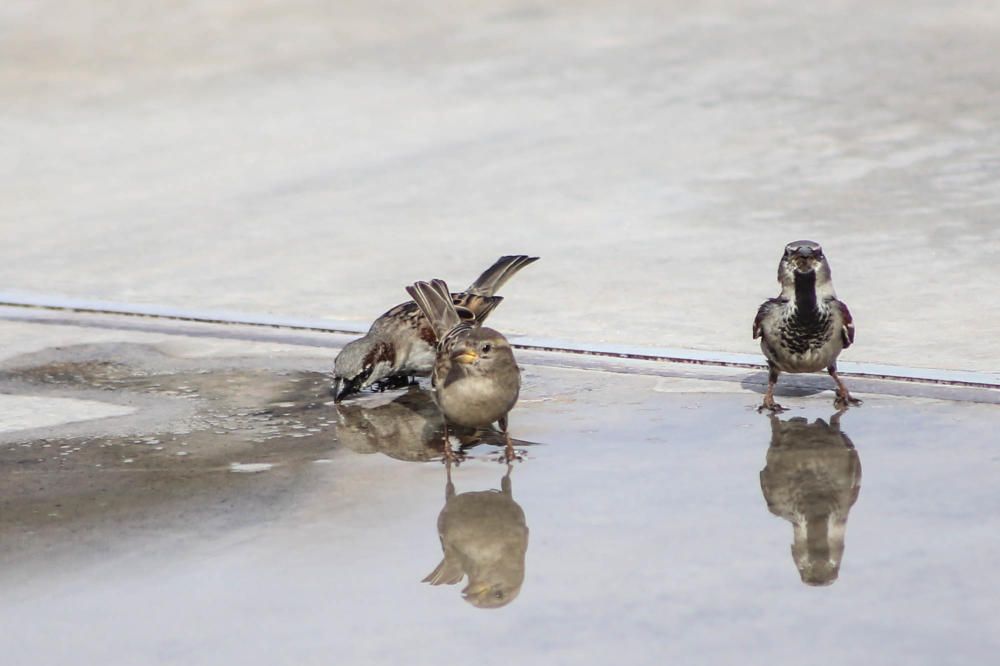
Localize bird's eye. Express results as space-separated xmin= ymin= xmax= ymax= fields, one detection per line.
xmin=481 ymin=343 xmax=493 ymax=354
xmin=494 ymin=591 xmax=504 ymax=600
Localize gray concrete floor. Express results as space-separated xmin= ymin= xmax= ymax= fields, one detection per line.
xmin=2 ymin=1 xmax=1000 ymax=370
xmin=3 ymin=3 xmax=999 ymax=663
xmin=0 ymin=316 xmax=998 ymax=665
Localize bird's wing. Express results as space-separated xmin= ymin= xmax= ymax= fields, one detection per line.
xmin=406 ymin=279 xmax=464 ymax=340
xmin=838 ymin=300 xmax=855 ymax=348
xmin=422 ymin=556 xmax=465 ymax=586
xmin=465 ymin=255 xmax=539 ymax=296
xmin=753 ymin=299 xmax=781 ymax=339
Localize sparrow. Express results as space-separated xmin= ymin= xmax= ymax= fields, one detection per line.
xmin=406 ymin=278 xmax=521 ymax=462
xmin=753 ymin=240 xmax=860 ymax=412
xmin=759 ymin=412 xmax=862 ymax=586
xmin=423 ymin=464 xmax=529 ymax=608
xmin=333 ymin=255 xmax=537 ymax=402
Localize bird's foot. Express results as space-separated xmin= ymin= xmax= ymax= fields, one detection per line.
xmin=440 ymin=446 xmax=466 ymax=465
xmin=757 ymin=401 xmax=788 ymax=414
xmin=494 ymin=448 xmax=525 ymax=464
xmin=834 ymin=393 xmax=862 ymax=410
xmin=372 ymin=375 xmax=411 ymax=393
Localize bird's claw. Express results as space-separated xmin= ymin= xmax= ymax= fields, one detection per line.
xmin=757 ymin=402 xmax=788 ymax=414
xmin=440 ymin=447 xmax=467 ymax=465
xmin=372 ymin=375 xmax=412 ymax=393
xmin=496 ymin=446 xmax=525 ymax=464
xmin=834 ymin=394 xmax=862 ymax=410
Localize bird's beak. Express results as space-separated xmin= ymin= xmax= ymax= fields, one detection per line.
xmin=462 ymin=582 xmax=491 ymax=599
xmin=332 ymin=378 xmax=355 ymax=402
xmin=450 ymin=349 xmax=479 ymax=365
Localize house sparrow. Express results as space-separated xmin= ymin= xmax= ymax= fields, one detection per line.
xmin=759 ymin=412 xmax=862 ymax=586
xmin=405 ymin=278 xmax=521 ymax=462
xmin=753 ymin=240 xmax=860 ymax=412
xmin=333 ymin=255 xmax=537 ymax=401
xmin=423 ymin=464 xmax=528 ymax=608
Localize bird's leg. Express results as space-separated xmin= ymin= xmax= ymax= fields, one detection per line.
xmin=758 ymin=363 xmax=787 ymax=413
xmin=829 ymin=364 xmax=862 ymax=410
xmin=441 ymin=422 xmax=456 ymax=464
xmin=498 ymin=415 xmax=520 ymax=463
xmin=374 ymin=375 xmax=410 ymax=392
xmin=445 ymin=458 xmax=455 ymax=500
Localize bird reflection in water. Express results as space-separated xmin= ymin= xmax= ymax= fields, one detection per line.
xmin=335 ymin=387 xmax=529 ymax=462
xmin=759 ymin=412 xmax=862 ymax=586
xmin=423 ymin=463 xmax=529 ymax=608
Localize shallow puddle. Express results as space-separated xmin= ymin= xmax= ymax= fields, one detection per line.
xmin=0 ymin=341 xmax=997 ymax=665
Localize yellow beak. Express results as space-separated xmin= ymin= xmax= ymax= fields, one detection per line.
xmin=463 ymin=582 xmax=491 ymax=598
xmin=451 ymin=349 xmax=479 ymax=365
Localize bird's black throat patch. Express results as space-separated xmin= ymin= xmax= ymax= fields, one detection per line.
xmin=793 ymin=271 xmax=819 ymax=319
xmin=778 ymin=271 xmax=833 ymax=354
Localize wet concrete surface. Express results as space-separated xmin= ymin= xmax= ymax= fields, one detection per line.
xmin=1 ymin=327 xmax=999 ymax=665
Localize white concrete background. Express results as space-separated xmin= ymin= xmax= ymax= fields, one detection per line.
xmin=2 ymin=1 xmax=999 ymax=370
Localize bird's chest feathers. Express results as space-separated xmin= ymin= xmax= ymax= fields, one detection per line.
xmin=443 ymin=372 xmax=506 ymax=404
xmin=777 ymin=275 xmax=835 ymax=356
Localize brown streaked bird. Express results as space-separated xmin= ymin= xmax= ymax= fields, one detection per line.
xmin=332 ymin=255 xmax=537 ymax=402
xmin=753 ymin=240 xmax=860 ymax=412
xmin=759 ymin=412 xmax=862 ymax=586
xmin=423 ymin=464 xmax=528 ymax=608
xmin=406 ymin=278 xmax=521 ymax=462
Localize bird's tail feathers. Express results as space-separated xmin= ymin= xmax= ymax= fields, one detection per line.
xmin=457 ymin=294 xmax=504 ymax=323
xmin=406 ymin=279 xmax=463 ymax=339
xmin=466 ymin=255 xmax=539 ymax=296
xmin=422 ymin=558 xmax=464 ymax=586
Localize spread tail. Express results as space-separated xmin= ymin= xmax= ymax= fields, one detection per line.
xmin=406 ymin=279 xmax=463 ymax=340
xmin=466 ymin=255 xmax=539 ymax=296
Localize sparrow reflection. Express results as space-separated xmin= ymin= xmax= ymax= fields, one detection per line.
xmin=335 ymin=387 xmax=526 ymax=462
xmin=759 ymin=412 xmax=862 ymax=586
xmin=423 ymin=464 xmax=529 ymax=608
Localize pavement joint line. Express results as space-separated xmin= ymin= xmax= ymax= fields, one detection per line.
xmin=0 ymin=296 xmax=998 ymax=391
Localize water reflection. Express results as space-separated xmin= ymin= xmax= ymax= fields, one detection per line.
xmin=423 ymin=464 xmax=529 ymax=608
xmin=335 ymin=387 xmax=526 ymax=461
xmin=759 ymin=412 xmax=862 ymax=586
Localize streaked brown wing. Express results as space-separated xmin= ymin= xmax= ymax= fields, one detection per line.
xmin=838 ymin=300 xmax=855 ymax=348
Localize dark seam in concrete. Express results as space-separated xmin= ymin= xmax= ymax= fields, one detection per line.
xmin=1 ymin=300 xmax=998 ymax=391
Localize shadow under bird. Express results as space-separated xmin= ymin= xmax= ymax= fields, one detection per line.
xmin=332 ymin=255 xmax=538 ymax=402
xmin=423 ymin=465 xmax=529 ymax=608
xmin=753 ymin=240 xmax=860 ymax=412
xmin=759 ymin=412 xmax=862 ymax=586
xmin=406 ymin=278 xmax=522 ymax=462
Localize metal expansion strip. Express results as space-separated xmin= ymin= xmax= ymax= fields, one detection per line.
xmin=0 ymin=293 xmax=997 ymax=390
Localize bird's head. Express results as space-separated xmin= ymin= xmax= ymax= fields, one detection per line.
xmin=791 ymin=514 xmax=847 ymax=587
xmin=777 ymin=240 xmax=834 ymax=292
xmin=448 ymin=328 xmax=514 ymax=375
xmin=332 ymin=337 xmax=394 ymax=401
xmin=461 ymin=579 xmax=522 ymax=609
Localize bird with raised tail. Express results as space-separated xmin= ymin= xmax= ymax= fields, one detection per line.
xmin=753 ymin=240 xmax=860 ymax=412
xmin=406 ymin=278 xmax=521 ymax=462
xmin=332 ymin=255 xmax=537 ymax=402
